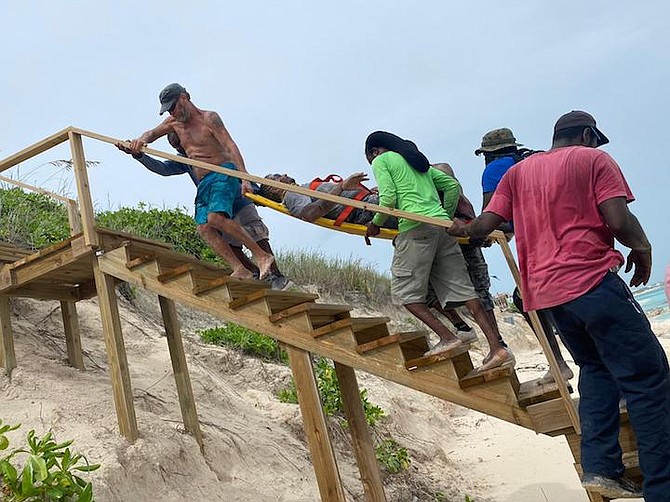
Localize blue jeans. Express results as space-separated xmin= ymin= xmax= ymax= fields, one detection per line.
xmin=544 ymin=272 xmax=670 ymax=501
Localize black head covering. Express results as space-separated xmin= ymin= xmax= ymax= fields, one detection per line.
xmin=365 ymin=131 xmax=430 ymax=173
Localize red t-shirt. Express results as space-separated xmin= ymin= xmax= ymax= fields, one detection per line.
xmin=486 ymin=146 xmax=634 ymax=311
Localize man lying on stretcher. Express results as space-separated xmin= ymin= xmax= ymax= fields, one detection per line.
xmin=259 ymin=173 xmax=398 ymax=228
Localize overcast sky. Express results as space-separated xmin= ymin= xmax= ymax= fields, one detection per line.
xmin=2 ymin=1 xmax=668 ymax=293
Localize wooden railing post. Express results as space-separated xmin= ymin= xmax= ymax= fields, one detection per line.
xmin=334 ymin=362 xmax=386 ymax=502
xmin=497 ymin=237 xmax=580 ymax=434
xmin=286 ymin=346 xmax=346 ymax=501
xmin=158 ymin=295 xmax=204 ymax=452
xmin=60 ymin=300 xmax=84 ymax=370
xmin=0 ymin=295 xmax=16 ymax=376
xmin=68 ymin=132 xmax=98 ymax=247
xmin=66 ymin=199 xmax=83 ymax=236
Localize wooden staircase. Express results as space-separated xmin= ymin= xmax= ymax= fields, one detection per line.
xmin=0 ymin=229 xmax=642 ymax=500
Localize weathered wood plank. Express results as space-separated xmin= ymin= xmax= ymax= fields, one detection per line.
xmin=334 ymin=362 xmax=386 ymax=502
xmin=287 ymin=346 xmax=346 ymax=502
xmin=60 ymin=300 xmax=84 ymax=370
xmin=158 ymin=296 xmax=203 ymax=451
xmin=0 ymin=295 xmax=16 ymax=376
xmin=69 ymin=132 xmax=99 ymax=248
xmin=92 ymin=260 xmax=138 ymax=442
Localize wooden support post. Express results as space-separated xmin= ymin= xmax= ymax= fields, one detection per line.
xmin=68 ymin=131 xmax=99 ymax=248
xmin=287 ymin=346 xmax=346 ymax=502
xmin=334 ymin=362 xmax=386 ymax=502
xmin=66 ymin=199 xmax=83 ymax=236
xmin=497 ymin=237 xmax=581 ymax=434
xmin=92 ymin=260 xmax=138 ymax=442
xmin=0 ymin=295 xmax=16 ymax=376
xmin=158 ymin=295 xmax=204 ymax=452
xmin=60 ymin=300 xmax=85 ymax=370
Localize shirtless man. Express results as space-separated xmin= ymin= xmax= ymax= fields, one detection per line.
xmin=129 ymin=83 xmax=274 ymax=279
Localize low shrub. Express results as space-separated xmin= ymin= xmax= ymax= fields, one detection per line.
xmin=198 ymin=323 xmax=288 ymax=364
xmin=0 ymin=419 xmax=100 ymax=501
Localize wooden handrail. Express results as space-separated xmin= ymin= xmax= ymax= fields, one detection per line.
xmin=0 ymin=127 xmax=72 ymax=173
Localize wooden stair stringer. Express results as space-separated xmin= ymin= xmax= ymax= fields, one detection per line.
xmin=96 ymin=244 xmax=535 ymax=430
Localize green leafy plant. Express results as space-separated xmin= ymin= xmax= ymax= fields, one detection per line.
xmin=374 ymin=438 xmax=410 ymax=474
xmin=198 ymin=323 xmax=288 ymax=364
xmin=278 ymin=358 xmax=385 ymax=426
xmin=0 ymin=420 xmax=99 ymax=501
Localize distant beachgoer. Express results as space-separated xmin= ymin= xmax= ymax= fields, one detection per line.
xmin=666 ymin=263 xmax=670 ymax=305
xmin=128 ymin=83 xmax=274 ymax=280
xmin=450 ymin=111 xmax=669 ymax=499
xmin=364 ymin=131 xmax=512 ymax=372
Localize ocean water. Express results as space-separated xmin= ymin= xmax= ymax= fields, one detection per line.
xmin=634 ymin=284 xmax=669 ymax=321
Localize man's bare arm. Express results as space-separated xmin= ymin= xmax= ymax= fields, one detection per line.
xmin=130 ymin=121 xmax=173 ymax=151
xmin=448 ymin=212 xmax=504 ymax=239
xmin=599 ymin=197 xmax=652 ymax=286
xmin=205 ymin=112 xmax=246 ymax=173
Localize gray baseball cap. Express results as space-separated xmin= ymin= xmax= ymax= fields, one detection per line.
xmin=159 ymin=83 xmax=186 ymax=115
xmin=554 ymin=110 xmax=609 ymax=146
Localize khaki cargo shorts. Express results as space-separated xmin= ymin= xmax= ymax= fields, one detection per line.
xmin=391 ymin=223 xmax=476 ymax=306
xmin=222 ymin=204 xmax=270 ymax=246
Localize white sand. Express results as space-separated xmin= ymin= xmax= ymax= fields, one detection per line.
xmin=1 ymin=294 xmax=667 ymax=501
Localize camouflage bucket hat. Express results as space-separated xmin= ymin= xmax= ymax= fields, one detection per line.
xmin=474 ymin=128 xmax=523 ymax=155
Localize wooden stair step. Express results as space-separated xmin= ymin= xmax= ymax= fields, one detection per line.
xmin=404 ymin=343 xmax=472 ymax=371
xmin=229 ymin=289 xmax=319 ymax=313
xmin=125 ymin=252 xmax=158 ymax=270
xmin=517 ymin=378 xmax=563 ymax=408
xmin=350 ymin=317 xmax=390 ymax=331
xmin=157 ymin=263 xmax=194 ymax=283
xmin=192 ymin=275 xmax=269 ymax=297
xmin=459 ymin=364 xmax=518 ymax=390
xmin=356 ymin=330 xmax=425 ymax=354
xmin=311 ymin=318 xmax=354 ymax=338
xmin=270 ymin=302 xmax=351 ymax=324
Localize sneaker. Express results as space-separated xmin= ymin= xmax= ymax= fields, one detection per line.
xmin=581 ymin=473 xmax=642 ymax=498
xmin=270 ymin=274 xmax=292 ymax=291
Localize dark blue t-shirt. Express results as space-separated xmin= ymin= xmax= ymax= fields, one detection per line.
xmin=482 ymin=155 xmax=516 ymax=193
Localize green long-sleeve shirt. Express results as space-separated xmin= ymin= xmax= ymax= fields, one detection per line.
xmin=371 ymin=151 xmax=460 ymax=233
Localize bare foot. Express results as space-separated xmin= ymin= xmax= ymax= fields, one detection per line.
xmin=256 ymin=252 xmax=276 ymax=280
xmin=230 ymin=267 xmax=254 ymax=279
xmin=423 ymin=338 xmax=463 ymax=357
xmin=476 ymin=348 xmax=515 ymax=373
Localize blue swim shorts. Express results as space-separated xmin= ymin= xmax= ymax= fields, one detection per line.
xmin=194 ymin=163 xmax=240 ymax=225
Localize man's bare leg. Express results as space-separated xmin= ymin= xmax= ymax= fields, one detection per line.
xmin=404 ymin=303 xmax=463 ymax=356
xmin=197 ymin=224 xmax=254 ymax=278
xmin=464 ymin=298 xmax=512 ymax=372
xmin=207 ymin=213 xmax=275 ymax=278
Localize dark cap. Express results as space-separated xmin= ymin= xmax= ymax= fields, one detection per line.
xmin=554 ymin=110 xmax=609 ymax=146
xmin=474 ymin=128 xmax=522 ymax=156
xmin=159 ymin=83 xmax=186 ymax=115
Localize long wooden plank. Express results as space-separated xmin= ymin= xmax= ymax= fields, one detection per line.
xmin=498 ymin=238 xmax=580 ymax=434
xmin=158 ymin=296 xmax=203 ymax=451
xmin=0 ymin=295 xmax=16 ymax=376
xmin=92 ymin=259 xmax=138 ymax=442
xmin=334 ymin=362 xmax=386 ymax=502
xmin=71 ymin=127 xmax=506 ymax=240
xmin=0 ymin=127 xmax=71 ymax=173
xmin=69 ymin=132 xmax=99 ymax=248
xmin=60 ymin=300 xmax=84 ymax=370
xmin=98 ymin=246 xmax=535 ymax=429
xmin=287 ymin=346 xmax=346 ymax=502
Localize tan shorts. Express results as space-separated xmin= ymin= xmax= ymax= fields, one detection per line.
xmin=391 ymin=223 xmax=476 ymax=306
xmin=223 ymin=205 xmax=270 ymax=246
